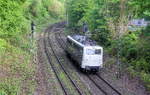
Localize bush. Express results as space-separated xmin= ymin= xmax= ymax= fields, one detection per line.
xmin=110 ymin=31 xmax=139 ymax=59
xmin=67 ymin=0 xmax=111 ymax=46
xmin=67 ymin=0 xmax=88 ymax=27
xmin=0 ymin=91 xmax=7 ymax=95
xmin=0 ymin=80 xmax=19 ymax=95
xmin=131 ymin=59 xmax=150 ymax=73
xmin=110 ymin=28 xmax=150 ymax=73
xmin=141 ymin=72 xmax=150 ymax=91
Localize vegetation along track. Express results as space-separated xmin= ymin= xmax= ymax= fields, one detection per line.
xmin=55 ymin=30 xmax=122 ymax=95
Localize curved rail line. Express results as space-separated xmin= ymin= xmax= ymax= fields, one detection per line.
xmin=55 ymin=33 xmax=66 ymax=50
xmin=43 ymin=26 xmax=68 ymax=95
xmin=55 ymin=32 xmax=122 ymax=95
xmin=47 ymin=26 xmax=83 ymax=95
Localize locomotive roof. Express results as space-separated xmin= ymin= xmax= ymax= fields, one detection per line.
xmin=68 ymin=35 xmax=98 ymax=47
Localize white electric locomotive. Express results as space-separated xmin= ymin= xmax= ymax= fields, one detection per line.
xmin=66 ymin=35 xmax=103 ymax=72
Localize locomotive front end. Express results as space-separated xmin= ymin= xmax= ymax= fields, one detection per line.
xmin=82 ymin=46 xmax=103 ymax=72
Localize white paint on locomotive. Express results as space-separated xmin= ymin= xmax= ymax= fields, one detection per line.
xmin=66 ymin=35 xmax=103 ymax=72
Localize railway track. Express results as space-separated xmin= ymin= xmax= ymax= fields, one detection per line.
xmin=43 ymin=26 xmax=67 ymax=95
xmin=87 ymin=74 xmax=121 ymax=95
xmin=55 ymin=31 xmax=122 ymax=95
xmin=96 ymin=74 xmax=121 ymax=95
xmin=47 ymin=26 xmax=83 ymax=95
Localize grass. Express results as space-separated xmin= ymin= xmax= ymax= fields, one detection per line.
xmin=127 ymin=67 xmax=150 ymax=91
xmin=0 ymin=45 xmax=36 ymax=95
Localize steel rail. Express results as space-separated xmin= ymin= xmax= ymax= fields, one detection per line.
xmin=87 ymin=75 xmax=107 ymax=95
xmin=43 ymin=27 xmax=68 ymax=95
xmin=48 ymin=27 xmax=83 ymax=95
xmin=96 ymin=74 xmax=122 ymax=95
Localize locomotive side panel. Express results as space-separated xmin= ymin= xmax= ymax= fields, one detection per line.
xmin=66 ymin=38 xmax=83 ymax=65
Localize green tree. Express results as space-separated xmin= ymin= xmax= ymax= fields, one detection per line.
xmin=67 ymin=0 xmax=88 ymax=27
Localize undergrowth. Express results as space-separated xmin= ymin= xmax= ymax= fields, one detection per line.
xmin=0 ymin=0 xmax=65 ymax=94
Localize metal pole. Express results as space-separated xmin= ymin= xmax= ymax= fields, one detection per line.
xmin=65 ymin=0 xmax=69 ymax=26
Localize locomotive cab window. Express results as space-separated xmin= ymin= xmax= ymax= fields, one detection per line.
xmin=86 ymin=49 xmax=95 ymax=55
xmin=95 ymin=49 xmax=101 ymax=54
xmin=86 ymin=49 xmax=101 ymax=55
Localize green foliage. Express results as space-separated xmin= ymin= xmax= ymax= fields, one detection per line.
xmin=142 ymin=25 xmax=150 ymax=36
xmin=83 ymin=0 xmax=111 ymax=46
xmin=67 ymin=0 xmax=88 ymax=27
xmin=112 ymin=32 xmax=139 ymax=59
xmin=0 ymin=39 xmax=7 ymax=53
xmin=67 ymin=0 xmax=111 ymax=46
xmin=0 ymin=0 xmax=28 ymax=44
xmin=28 ymin=0 xmax=64 ymax=20
xmin=0 ymin=82 xmax=18 ymax=95
xmin=141 ymin=72 xmax=150 ymax=91
xmin=110 ymin=29 xmax=150 ymax=72
xmin=131 ymin=59 xmax=150 ymax=73
xmin=92 ymin=29 xmax=111 ymax=46
xmin=26 ymin=0 xmax=65 ymax=32
xmin=0 ymin=91 xmax=7 ymax=95
xmin=105 ymin=0 xmax=120 ymax=22
xmin=128 ymin=0 xmax=150 ymax=18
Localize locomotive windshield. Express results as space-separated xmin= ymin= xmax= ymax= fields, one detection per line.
xmin=86 ymin=49 xmax=101 ymax=55
xmin=86 ymin=49 xmax=95 ymax=55
xmin=95 ymin=49 xmax=101 ymax=54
